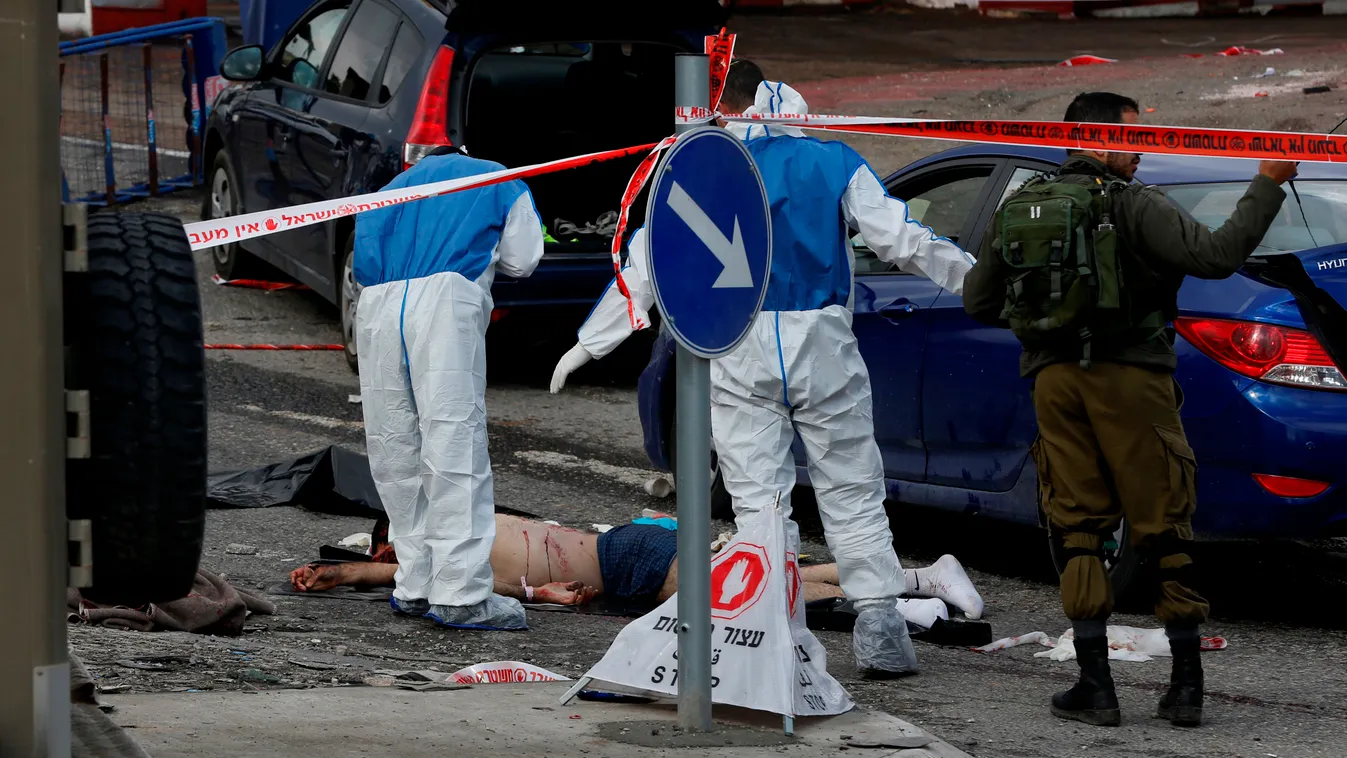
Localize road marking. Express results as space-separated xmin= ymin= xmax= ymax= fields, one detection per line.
xmin=238 ymin=404 xmax=364 ymax=431
xmin=513 ymin=450 xmax=662 ymax=488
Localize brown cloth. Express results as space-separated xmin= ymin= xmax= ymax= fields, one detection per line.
xmin=1031 ymin=362 xmax=1208 ymax=628
xmin=67 ymin=569 xmax=275 ymax=636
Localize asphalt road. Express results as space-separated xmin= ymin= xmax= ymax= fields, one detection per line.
xmin=74 ymin=9 xmax=1347 ymax=756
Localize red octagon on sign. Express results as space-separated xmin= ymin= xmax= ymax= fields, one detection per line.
xmin=710 ymin=543 xmax=771 ymax=620
xmin=785 ymin=553 xmax=802 ymax=618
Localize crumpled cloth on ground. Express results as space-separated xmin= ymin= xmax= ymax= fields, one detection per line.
xmin=67 ymin=569 xmax=276 ymax=637
xmin=974 ymin=626 xmax=1229 ymax=662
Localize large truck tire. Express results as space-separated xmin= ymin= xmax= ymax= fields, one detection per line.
xmin=66 ymin=211 xmax=207 ymax=606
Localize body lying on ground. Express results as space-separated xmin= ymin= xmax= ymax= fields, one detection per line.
xmin=289 ymin=514 xmax=984 ymax=626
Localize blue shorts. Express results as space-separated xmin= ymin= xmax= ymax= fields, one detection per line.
xmin=597 ymin=524 xmax=678 ymax=602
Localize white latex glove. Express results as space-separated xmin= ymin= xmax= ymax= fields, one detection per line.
xmin=550 ymin=344 xmax=593 ymax=394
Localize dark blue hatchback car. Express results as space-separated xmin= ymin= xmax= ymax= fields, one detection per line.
xmin=202 ymin=0 xmax=727 ymax=369
xmin=637 ymin=143 xmax=1347 ymax=591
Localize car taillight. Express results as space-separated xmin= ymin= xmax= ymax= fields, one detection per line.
xmin=1252 ymin=473 xmax=1330 ymax=498
xmin=403 ymin=45 xmax=455 ymax=170
xmin=1175 ymin=317 xmax=1347 ymax=392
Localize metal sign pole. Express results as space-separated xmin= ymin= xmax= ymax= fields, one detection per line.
xmin=0 ymin=0 xmax=73 ymax=753
xmin=672 ymin=52 xmax=714 ymax=734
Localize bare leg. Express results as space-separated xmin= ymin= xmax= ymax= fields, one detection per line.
xmin=803 ymin=581 xmax=845 ymax=603
xmin=800 ymin=563 xmax=840 ymax=586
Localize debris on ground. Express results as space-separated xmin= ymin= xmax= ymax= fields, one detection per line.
xmin=226 ymin=543 xmax=258 ymax=555
xmin=1219 ymin=46 xmax=1285 ymax=57
xmin=363 ymin=669 xmax=473 ymax=692
xmin=116 ymin=656 xmax=191 ymax=672
xmin=448 ymin=660 xmax=570 ymax=684
xmin=1059 ymin=54 xmax=1116 ymax=67
xmin=337 ymin=533 xmax=371 ymax=548
xmin=974 ymin=626 xmax=1229 ymax=662
xmin=643 ymin=475 xmax=675 ymax=497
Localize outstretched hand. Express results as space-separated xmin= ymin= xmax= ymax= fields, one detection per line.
xmin=533 ymin=581 xmax=599 ymax=606
xmin=289 ymin=564 xmax=346 ymax=592
xmin=550 ymin=344 xmax=593 ymax=394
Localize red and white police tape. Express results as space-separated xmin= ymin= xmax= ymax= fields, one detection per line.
xmin=191 ymin=97 xmax=1347 ymax=338
xmin=677 ymin=107 xmax=1347 ymax=163
xmin=599 ymin=29 xmax=737 ymax=332
xmin=181 ymin=142 xmax=659 ymax=253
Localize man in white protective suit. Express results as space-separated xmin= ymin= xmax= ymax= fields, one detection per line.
xmin=549 ymin=62 xmax=978 ymax=675
xmin=354 ymin=145 xmax=544 ymax=631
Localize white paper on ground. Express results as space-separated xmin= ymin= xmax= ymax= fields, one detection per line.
xmin=580 ymin=506 xmax=853 ymax=717
xmin=976 ymin=625 xmax=1229 ymax=662
xmin=337 ymin=533 xmax=371 ymax=548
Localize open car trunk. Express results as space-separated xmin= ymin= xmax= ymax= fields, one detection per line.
xmin=459 ymin=40 xmax=685 ymax=253
xmin=444 ymin=0 xmax=727 ymax=254
xmin=1241 ymin=244 xmax=1347 ymax=372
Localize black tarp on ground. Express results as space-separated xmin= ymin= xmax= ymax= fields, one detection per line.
xmin=207 ymin=446 xmax=385 ymax=518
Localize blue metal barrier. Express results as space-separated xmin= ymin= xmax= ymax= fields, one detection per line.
xmin=59 ymin=17 xmax=227 ymax=207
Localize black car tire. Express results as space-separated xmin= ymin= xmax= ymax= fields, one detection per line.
xmin=66 ymin=212 xmax=207 ymax=606
xmin=1048 ymin=517 xmax=1146 ymax=610
xmin=667 ymin=413 xmax=734 ymax=521
xmin=203 ymin=149 xmax=269 ymax=281
xmin=339 ymin=234 xmax=361 ymax=373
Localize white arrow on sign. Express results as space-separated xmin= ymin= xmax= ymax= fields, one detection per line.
xmin=666 ymin=181 xmax=754 ymax=289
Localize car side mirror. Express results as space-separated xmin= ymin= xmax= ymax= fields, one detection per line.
xmin=220 ymin=45 xmax=264 ymax=82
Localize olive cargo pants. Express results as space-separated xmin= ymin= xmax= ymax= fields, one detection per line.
xmin=1030 ymin=362 xmax=1209 ymax=627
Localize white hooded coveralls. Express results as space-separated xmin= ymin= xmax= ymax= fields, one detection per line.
xmin=354 ymin=153 xmax=543 ymax=621
xmin=575 ymin=83 xmax=974 ymax=618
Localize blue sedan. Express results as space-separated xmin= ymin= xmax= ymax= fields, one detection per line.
xmin=636 ymin=144 xmax=1347 ymax=592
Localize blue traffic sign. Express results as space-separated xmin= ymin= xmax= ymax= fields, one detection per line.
xmin=647 ymin=127 xmax=772 ymax=359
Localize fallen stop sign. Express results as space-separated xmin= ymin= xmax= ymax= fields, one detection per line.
xmin=710 ymin=543 xmax=771 ymax=620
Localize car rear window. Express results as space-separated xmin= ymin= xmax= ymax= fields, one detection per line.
xmin=1163 ymin=181 xmax=1347 ymax=252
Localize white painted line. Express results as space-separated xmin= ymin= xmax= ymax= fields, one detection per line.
xmin=239 ymin=403 xmax=364 ymax=431
xmin=61 ymin=135 xmax=193 ymax=159
xmin=513 ymin=450 xmax=662 ymax=489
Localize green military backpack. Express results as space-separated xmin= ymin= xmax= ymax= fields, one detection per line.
xmin=991 ymin=172 xmax=1161 ymax=368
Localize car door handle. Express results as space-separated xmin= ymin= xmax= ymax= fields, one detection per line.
xmin=878 ymin=303 xmax=919 ymax=322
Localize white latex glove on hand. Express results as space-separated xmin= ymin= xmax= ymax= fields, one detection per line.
xmin=550 ymin=344 xmax=593 ymax=394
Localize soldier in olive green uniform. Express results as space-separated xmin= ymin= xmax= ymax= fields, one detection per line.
xmin=963 ymin=92 xmax=1299 ymax=728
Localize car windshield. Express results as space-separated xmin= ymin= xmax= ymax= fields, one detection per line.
xmin=1162 ymin=181 xmax=1347 ymax=253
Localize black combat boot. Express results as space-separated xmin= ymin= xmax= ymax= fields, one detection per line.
xmin=1157 ymin=635 xmax=1203 ymax=727
xmin=1050 ymin=634 xmax=1121 ymax=726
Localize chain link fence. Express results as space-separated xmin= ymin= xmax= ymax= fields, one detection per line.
xmin=59 ymin=20 xmax=226 ymax=206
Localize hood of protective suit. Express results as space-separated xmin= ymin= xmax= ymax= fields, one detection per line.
xmin=725 ymin=80 xmax=808 ymax=141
